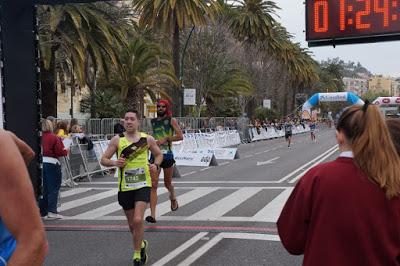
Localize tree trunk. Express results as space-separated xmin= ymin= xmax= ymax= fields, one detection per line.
xmin=40 ymin=47 xmax=57 ymax=118
xmin=85 ymin=59 xmax=97 ymax=118
xmin=245 ymin=96 xmax=256 ymax=118
xmin=205 ymin=97 xmax=216 ymax=117
xmin=126 ymin=87 xmax=140 ymax=115
xmin=138 ymin=89 xmax=145 ymax=118
xmin=172 ymin=17 xmax=182 ymax=117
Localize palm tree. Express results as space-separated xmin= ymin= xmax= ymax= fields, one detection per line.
xmin=203 ymin=69 xmax=253 ymax=117
xmin=38 ymin=3 xmax=127 ymax=117
xmin=102 ymin=37 xmax=177 ymax=116
xmin=226 ymin=0 xmax=279 ymax=46
xmin=132 ymin=0 xmax=221 ymax=114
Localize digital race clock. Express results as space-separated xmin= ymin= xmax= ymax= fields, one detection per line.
xmin=306 ymin=0 xmax=400 ymax=46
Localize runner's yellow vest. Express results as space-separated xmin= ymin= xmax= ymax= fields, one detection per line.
xmin=117 ymin=132 xmax=151 ymax=192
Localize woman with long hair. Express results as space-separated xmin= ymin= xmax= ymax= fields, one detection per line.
xmin=277 ymin=102 xmax=400 ymax=266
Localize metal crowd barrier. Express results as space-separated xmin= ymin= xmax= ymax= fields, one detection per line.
xmin=52 ymin=117 xmax=247 ymax=136
xmin=60 ymin=137 xmax=116 ymax=187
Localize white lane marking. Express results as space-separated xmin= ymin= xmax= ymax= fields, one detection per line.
xmin=59 ymin=189 xmax=117 ymax=212
xmin=276 ymin=144 xmax=338 ymax=183
xmin=73 ymin=189 xmax=170 ymax=219
xmin=289 ymin=147 xmax=338 ymax=183
xmin=155 ymin=187 xmax=219 ymax=217
xmin=244 ymin=154 xmax=254 ymax=158
xmin=254 ymin=151 xmax=264 ymax=155
xmin=187 ymin=187 xmax=263 ymax=221
xmin=63 ymin=186 xmax=295 ymax=221
xmin=152 ymin=232 xmax=208 ymax=266
xmin=177 ymin=233 xmax=224 ymax=266
xmin=177 ymin=233 xmax=280 ymax=266
xmin=256 ymin=156 xmax=280 ymax=166
xmin=219 ymin=162 xmax=230 ymax=166
xmin=262 ymin=149 xmax=271 ymax=153
xmin=200 ymin=167 xmax=212 ymax=171
xmin=181 ymin=171 xmax=197 ymax=177
xmin=60 ymin=188 xmax=92 ymax=197
xmin=250 ymin=187 xmax=294 ymax=222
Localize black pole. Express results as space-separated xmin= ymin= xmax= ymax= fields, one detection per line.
xmin=179 ymin=26 xmax=195 ymax=117
xmin=1 ymin=2 xmax=42 ymax=197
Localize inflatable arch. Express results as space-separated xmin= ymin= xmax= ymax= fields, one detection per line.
xmin=302 ymin=92 xmax=364 ymax=119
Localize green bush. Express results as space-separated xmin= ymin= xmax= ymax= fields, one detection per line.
xmin=254 ymin=107 xmax=280 ymax=121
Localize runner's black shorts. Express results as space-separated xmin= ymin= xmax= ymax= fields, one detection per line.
xmin=118 ymin=187 xmax=151 ymax=211
xmin=285 ymin=132 xmax=292 ymax=139
xmin=149 ymin=154 xmax=175 ymax=169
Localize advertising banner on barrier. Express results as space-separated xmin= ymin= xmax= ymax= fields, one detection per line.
xmin=196 ymin=148 xmax=239 ymax=160
xmin=174 ymin=151 xmax=218 ymax=167
xmin=214 ymin=148 xmax=239 ymax=160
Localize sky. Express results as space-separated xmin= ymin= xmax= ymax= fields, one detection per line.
xmin=276 ymin=0 xmax=400 ymax=77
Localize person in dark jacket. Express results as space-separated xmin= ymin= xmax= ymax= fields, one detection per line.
xmin=114 ymin=119 xmax=125 ymax=135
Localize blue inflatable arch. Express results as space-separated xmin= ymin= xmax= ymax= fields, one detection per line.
xmin=302 ymin=92 xmax=364 ymax=119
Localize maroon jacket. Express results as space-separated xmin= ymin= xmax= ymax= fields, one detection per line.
xmin=42 ymin=132 xmax=68 ymax=158
xmin=277 ymin=157 xmax=400 ymax=266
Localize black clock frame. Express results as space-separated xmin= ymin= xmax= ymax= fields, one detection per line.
xmin=305 ymin=0 xmax=400 ymax=46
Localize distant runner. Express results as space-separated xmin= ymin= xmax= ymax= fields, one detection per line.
xmin=284 ymin=117 xmax=293 ymax=148
xmin=309 ymin=120 xmax=317 ymax=142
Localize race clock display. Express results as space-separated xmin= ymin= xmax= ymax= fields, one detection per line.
xmin=306 ymin=0 xmax=400 ymax=46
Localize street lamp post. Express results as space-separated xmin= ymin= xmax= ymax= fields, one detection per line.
xmin=179 ymin=26 xmax=195 ymax=117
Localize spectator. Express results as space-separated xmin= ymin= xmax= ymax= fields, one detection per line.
xmin=277 ymin=102 xmax=400 ymax=266
xmin=46 ymin=116 xmax=56 ymax=129
xmin=69 ymin=118 xmax=79 ymax=133
xmin=40 ymin=119 xmax=68 ymax=220
xmin=0 ymin=129 xmax=48 ymax=265
xmin=55 ymin=120 xmax=69 ymax=139
xmin=114 ymin=119 xmax=125 ymax=135
xmin=387 ymin=118 xmax=400 ymax=155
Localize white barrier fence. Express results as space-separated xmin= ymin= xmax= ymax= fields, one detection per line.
xmin=248 ymin=125 xmax=310 ymax=142
xmin=172 ymin=129 xmax=241 ymax=153
xmin=60 ymin=130 xmax=242 ymax=185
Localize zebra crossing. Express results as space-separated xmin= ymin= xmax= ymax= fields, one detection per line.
xmin=59 ymin=185 xmax=293 ymax=222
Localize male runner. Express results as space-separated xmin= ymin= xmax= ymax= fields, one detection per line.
xmin=0 ymin=129 xmax=48 ymax=266
xmin=101 ymin=110 xmax=163 ymax=266
xmin=284 ymin=117 xmax=293 ymax=148
xmin=309 ymin=120 xmax=317 ymax=142
xmin=146 ymin=99 xmax=183 ymax=223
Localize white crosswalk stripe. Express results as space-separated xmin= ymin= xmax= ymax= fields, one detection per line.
xmin=250 ymin=187 xmax=293 ymax=222
xmin=59 ymin=186 xmax=293 ymax=222
xmin=187 ymin=187 xmax=263 ymax=221
xmin=59 ymin=189 xmax=117 ymax=212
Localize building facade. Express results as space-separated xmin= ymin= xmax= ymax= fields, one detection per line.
xmin=368 ymin=75 xmax=394 ymax=95
xmin=342 ymin=77 xmax=368 ymax=96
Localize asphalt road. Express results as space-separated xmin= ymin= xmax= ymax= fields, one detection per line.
xmin=44 ymin=127 xmax=339 ymax=266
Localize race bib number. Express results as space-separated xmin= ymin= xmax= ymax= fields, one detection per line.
xmin=124 ymin=167 xmax=147 ymax=189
